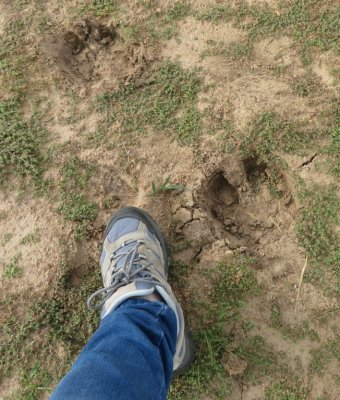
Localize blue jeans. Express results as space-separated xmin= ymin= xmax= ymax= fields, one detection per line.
xmin=50 ymin=299 xmax=177 ymax=400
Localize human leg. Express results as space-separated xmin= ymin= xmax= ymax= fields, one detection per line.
xmin=50 ymin=299 xmax=176 ymax=400
xmin=50 ymin=207 xmax=194 ymax=399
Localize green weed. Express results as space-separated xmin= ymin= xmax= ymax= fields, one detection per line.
xmin=96 ymin=62 xmax=202 ymax=144
xmin=296 ymin=189 xmax=339 ymax=260
xmin=241 ymin=112 xmax=313 ymax=159
xmin=18 ymin=362 xmax=53 ymax=400
xmin=0 ymin=19 xmax=29 ymax=94
xmin=144 ymin=1 xmax=191 ymax=41
xmin=196 ymin=1 xmax=340 ymax=63
xmin=265 ymin=380 xmax=310 ymax=400
xmin=296 ymin=188 xmax=339 ymax=294
xmin=270 ymin=303 xmax=319 ymax=342
xmin=321 ymin=99 xmax=340 ymax=177
xmin=291 ymin=72 xmax=323 ymax=97
xmin=197 ymin=4 xmax=233 ymax=23
xmin=204 ymin=40 xmax=252 ymax=60
xmin=80 ymin=0 xmax=117 ymax=17
xmin=0 ymin=97 xmax=47 ymax=185
xmin=165 ymin=2 xmax=191 ymax=23
xmin=20 ymin=231 xmax=41 ymax=245
xmin=57 ymin=157 xmax=99 ymax=240
xmin=234 ymin=335 xmax=278 ymax=379
xmin=0 ymin=259 xmax=101 ymax=397
xmin=240 ymin=112 xmax=313 ymax=197
xmin=1 ymin=232 xmax=13 ymax=245
xmin=149 ymin=177 xmax=185 ymax=196
xmin=310 ymin=340 xmax=340 ymax=375
xmin=169 ymin=256 xmax=259 ymax=399
xmin=103 ymin=194 xmax=120 ymax=210
xmin=3 ymin=254 xmax=22 ymax=279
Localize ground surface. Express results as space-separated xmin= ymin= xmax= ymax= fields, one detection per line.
xmin=0 ymin=1 xmax=339 ymax=399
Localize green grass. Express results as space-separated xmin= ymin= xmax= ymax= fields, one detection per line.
xmin=265 ymin=380 xmax=310 ymax=400
xmin=240 ymin=112 xmax=313 ymax=196
xmin=1 ymin=232 xmax=13 ymax=245
xmin=96 ymin=62 xmax=202 ymax=144
xmin=57 ymin=157 xmax=99 ymax=240
xmin=310 ymin=340 xmax=340 ymax=375
xmin=291 ymin=72 xmax=323 ymax=97
xmin=0 ymin=97 xmax=47 ymax=185
xmin=204 ymin=39 xmax=252 ymax=60
xmin=0 ymin=17 xmax=31 ymax=95
xmin=2 ymin=254 xmax=22 ymax=279
xmin=169 ymin=256 xmax=261 ymax=399
xmin=20 ymin=231 xmax=41 ymax=245
xmin=197 ymin=0 xmax=340 ymax=64
xmin=0 ymin=258 xmax=101 ymax=398
xmin=165 ymin=2 xmax=191 ymax=22
xmin=241 ymin=112 xmax=313 ymax=159
xmin=77 ymin=0 xmax=117 ymax=17
xmin=296 ymin=188 xmax=339 ymax=294
xmin=270 ymin=303 xmax=319 ymax=342
xmin=149 ymin=176 xmax=185 ymax=196
xmin=197 ymin=4 xmax=233 ymax=23
xmin=76 ymin=1 xmax=190 ymax=41
xmin=321 ymin=99 xmax=340 ymax=177
xmin=296 ymin=189 xmax=339 ymax=260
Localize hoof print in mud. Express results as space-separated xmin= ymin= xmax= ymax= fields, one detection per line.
xmin=200 ymin=170 xmax=239 ymax=223
xmin=40 ymin=20 xmax=115 ymax=82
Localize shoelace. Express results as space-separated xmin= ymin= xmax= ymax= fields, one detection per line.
xmin=87 ymin=240 xmax=163 ymax=311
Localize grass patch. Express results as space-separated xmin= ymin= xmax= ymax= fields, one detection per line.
xmin=20 ymin=231 xmax=41 ymax=245
xmin=1 ymin=232 xmax=13 ymax=245
xmin=96 ymin=62 xmax=202 ymax=144
xmin=291 ymin=72 xmax=324 ymax=97
xmin=296 ymin=188 xmax=339 ymax=294
xmin=0 ymin=258 xmax=101 ymax=398
xmin=270 ymin=303 xmax=319 ymax=342
xmin=0 ymin=19 xmax=29 ymax=95
xmin=310 ymin=340 xmax=340 ymax=375
xmin=164 ymin=2 xmax=191 ymax=23
xmin=77 ymin=0 xmax=117 ymax=17
xmin=57 ymin=157 xmax=99 ymax=240
xmin=0 ymin=97 xmax=47 ymax=185
xmin=197 ymin=1 xmax=340 ymax=63
xmin=2 ymin=254 xmax=22 ymax=279
xmin=240 ymin=112 xmax=313 ymax=197
xmin=265 ymin=380 xmax=310 ymax=400
xmin=321 ymin=99 xmax=340 ymax=177
xmin=197 ymin=4 xmax=233 ymax=23
xmin=76 ymin=1 xmax=190 ymax=41
xmin=241 ymin=112 xmax=312 ymax=158
xmin=204 ymin=39 xmax=252 ymax=60
xmin=169 ymin=256 xmax=260 ymax=399
xmin=296 ymin=189 xmax=339 ymax=260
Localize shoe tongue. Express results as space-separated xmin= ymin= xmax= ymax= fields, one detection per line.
xmin=115 ymin=242 xmax=136 ymax=269
xmin=115 ymin=242 xmax=148 ymax=277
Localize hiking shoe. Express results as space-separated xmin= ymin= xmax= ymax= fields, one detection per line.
xmin=87 ymin=206 xmax=195 ymax=375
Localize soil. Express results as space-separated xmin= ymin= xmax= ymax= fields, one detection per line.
xmin=0 ymin=2 xmax=339 ymax=399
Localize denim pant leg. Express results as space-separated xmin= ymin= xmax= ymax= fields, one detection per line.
xmin=50 ymin=299 xmax=177 ymax=400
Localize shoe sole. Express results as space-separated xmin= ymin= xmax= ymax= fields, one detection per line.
xmin=104 ymin=206 xmax=195 ymax=376
xmin=173 ymin=328 xmax=196 ymax=377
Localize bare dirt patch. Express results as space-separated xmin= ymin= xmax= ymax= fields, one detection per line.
xmin=162 ymin=17 xmax=245 ymax=69
xmin=312 ymin=53 xmax=340 ymax=89
xmin=0 ymin=190 xmax=71 ymax=299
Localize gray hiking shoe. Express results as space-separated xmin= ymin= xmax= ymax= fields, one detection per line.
xmin=87 ymin=207 xmax=195 ymax=375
